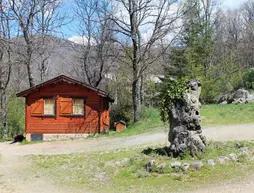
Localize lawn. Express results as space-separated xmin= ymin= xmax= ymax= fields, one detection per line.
xmin=108 ymin=103 xmax=254 ymax=137
xmin=32 ymin=141 xmax=254 ymax=193
xmin=201 ymin=103 xmax=254 ymax=126
xmin=108 ymin=107 xmax=165 ymax=137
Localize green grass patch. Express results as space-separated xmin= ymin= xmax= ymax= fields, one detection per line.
xmin=201 ymin=103 xmax=254 ymax=126
xmin=107 ymin=107 xmax=166 ymax=137
xmin=107 ymin=103 xmax=254 ymax=137
xmin=32 ymin=141 xmax=254 ymax=193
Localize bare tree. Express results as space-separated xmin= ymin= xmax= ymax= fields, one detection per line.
xmin=73 ymin=0 xmax=117 ymax=88
xmin=35 ymin=0 xmax=65 ymax=82
xmin=8 ymin=0 xmax=64 ymax=87
xmin=0 ymin=0 xmax=12 ymax=137
xmin=240 ymin=0 xmax=254 ymax=68
xmin=110 ymin=0 xmax=181 ymax=122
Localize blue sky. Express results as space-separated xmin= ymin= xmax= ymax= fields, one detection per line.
xmin=60 ymin=0 xmax=249 ymax=40
xmin=222 ymin=0 xmax=248 ymax=9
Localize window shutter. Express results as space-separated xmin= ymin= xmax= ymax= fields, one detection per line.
xmin=60 ymin=98 xmax=73 ymax=115
xmin=31 ymin=99 xmax=44 ymax=115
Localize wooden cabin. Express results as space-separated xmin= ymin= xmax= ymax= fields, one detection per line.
xmin=17 ymin=75 xmax=114 ymax=141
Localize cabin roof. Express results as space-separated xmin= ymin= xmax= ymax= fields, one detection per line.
xmin=16 ymin=75 xmax=114 ymax=102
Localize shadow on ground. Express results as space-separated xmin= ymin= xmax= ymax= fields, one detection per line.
xmin=142 ymin=146 xmax=171 ymax=156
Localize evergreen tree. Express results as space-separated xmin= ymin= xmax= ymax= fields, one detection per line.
xmin=182 ymin=0 xmax=214 ymax=80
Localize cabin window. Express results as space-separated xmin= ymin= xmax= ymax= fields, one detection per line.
xmin=73 ymin=98 xmax=84 ymax=115
xmin=44 ymin=98 xmax=55 ymax=115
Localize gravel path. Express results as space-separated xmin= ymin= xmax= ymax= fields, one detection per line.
xmin=0 ymin=123 xmax=254 ymax=193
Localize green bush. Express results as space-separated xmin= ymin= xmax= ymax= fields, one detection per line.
xmin=243 ymin=69 xmax=254 ymax=89
xmin=7 ymin=96 xmax=25 ymax=137
xmin=110 ymin=105 xmax=132 ymax=129
xmin=159 ymin=77 xmax=186 ymax=122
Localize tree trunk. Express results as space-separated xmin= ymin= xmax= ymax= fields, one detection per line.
xmin=169 ymin=80 xmax=206 ymax=157
xmin=26 ymin=45 xmax=35 ymax=87
xmin=0 ymin=89 xmax=8 ymax=138
xmin=27 ymin=62 xmax=35 ymax=87
xmin=140 ymin=73 xmax=144 ymax=105
xmin=132 ymin=78 xmax=141 ymax=122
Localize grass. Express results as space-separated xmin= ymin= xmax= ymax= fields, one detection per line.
xmin=108 ymin=103 xmax=254 ymax=137
xmin=201 ymin=103 xmax=254 ymax=126
xmin=31 ymin=141 xmax=254 ymax=193
xmin=105 ymin=107 xmax=165 ymax=137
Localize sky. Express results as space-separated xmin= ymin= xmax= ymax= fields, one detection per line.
xmin=222 ymin=0 xmax=249 ymax=9
xmin=61 ymin=0 xmax=250 ymax=42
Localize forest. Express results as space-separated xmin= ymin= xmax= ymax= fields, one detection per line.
xmin=0 ymin=0 xmax=254 ymax=138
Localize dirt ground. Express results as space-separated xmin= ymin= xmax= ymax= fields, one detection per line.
xmin=1 ymin=124 xmax=254 ymax=193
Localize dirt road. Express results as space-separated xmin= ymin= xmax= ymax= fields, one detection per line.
xmin=1 ymin=124 xmax=254 ymax=193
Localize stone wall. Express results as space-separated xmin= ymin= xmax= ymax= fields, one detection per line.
xmin=26 ymin=133 xmax=89 ymax=141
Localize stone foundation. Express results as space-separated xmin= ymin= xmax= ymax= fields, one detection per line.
xmin=26 ymin=133 xmax=90 ymax=141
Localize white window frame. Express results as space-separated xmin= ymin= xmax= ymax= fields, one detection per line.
xmin=72 ymin=98 xmax=84 ymax=116
xmin=44 ymin=98 xmax=55 ymax=116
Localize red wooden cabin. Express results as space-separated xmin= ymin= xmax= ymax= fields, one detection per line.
xmin=17 ymin=75 xmax=114 ymax=141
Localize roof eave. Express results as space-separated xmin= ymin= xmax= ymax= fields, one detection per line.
xmin=16 ymin=75 xmax=114 ymax=102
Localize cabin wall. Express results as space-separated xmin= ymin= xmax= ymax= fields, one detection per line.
xmin=25 ymin=82 xmax=110 ymax=134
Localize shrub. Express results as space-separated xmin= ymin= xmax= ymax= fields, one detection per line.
xmin=159 ymin=77 xmax=186 ymax=122
xmin=243 ymin=69 xmax=254 ymax=89
xmin=110 ymin=105 xmax=132 ymax=129
xmin=7 ymin=96 xmax=25 ymax=137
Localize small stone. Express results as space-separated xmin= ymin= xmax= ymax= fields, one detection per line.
xmin=207 ymin=159 xmax=216 ymax=167
xmin=217 ymin=156 xmax=230 ymax=164
xmin=170 ymin=161 xmax=182 ymax=168
xmin=158 ymin=162 xmax=166 ymax=169
xmin=181 ymin=162 xmax=190 ymax=171
xmin=229 ymin=153 xmax=238 ymax=161
xmin=239 ymin=147 xmax=249 ymax=155
xmin=156 ymin=162 xmax=167 ymax=173
xmin=120 ymin=158 xmax=130 ymax=166
xmin=220 ymin=101 xmax=228 ymax=105
xmin=191 ymin=160 xmax=203 ymax=170
xmin=145 ymin=160 xmax=155 ymax=172
xmin=171 ymin=161 xmax=182 ymax=172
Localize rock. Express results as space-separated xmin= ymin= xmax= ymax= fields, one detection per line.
xmin=232 ymin=98 xmax=248 ymax=104
xmin=157 ymin=162 xmax=167 ymax=173
xmin=218 ymin=94 xmax=231 ymax=104
xmin=229 ymin=153 xmax=238 ymax=161
xmin=171 ymin=161 xmax=182 ymax=168
xmin=220 ymin=101 xmax=228 ymax=105
xmin=114 ymin=159 xmax=130 ymax=167
xmin=207 ymin=159 xmax=216 ymax=167
xmin=181 ymin=162 xmax=190 ymax=171
xmin=233 ymin=89 xmax=249 ymax=101
xmin=168 ymin=80 xmax=206 ymax=157
xmin=239 ymin=147 xmax=249 ymax=155
xmin=191 ymin=160 xmax=203 ymax=170
xmin=235 ymin=142 xmax=244 ymax=149
xmin=218 ymin=89 xmax=250 ymax=104
xmin=171 ymin=161 xmax=182 ymax=172
xmin=217 ymin=156 xmax=230 ymax=164
xmin=145 ymin=160 xmax=156 ymax=172
xmin=247 ymin=93 xmax=254 ymax=103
